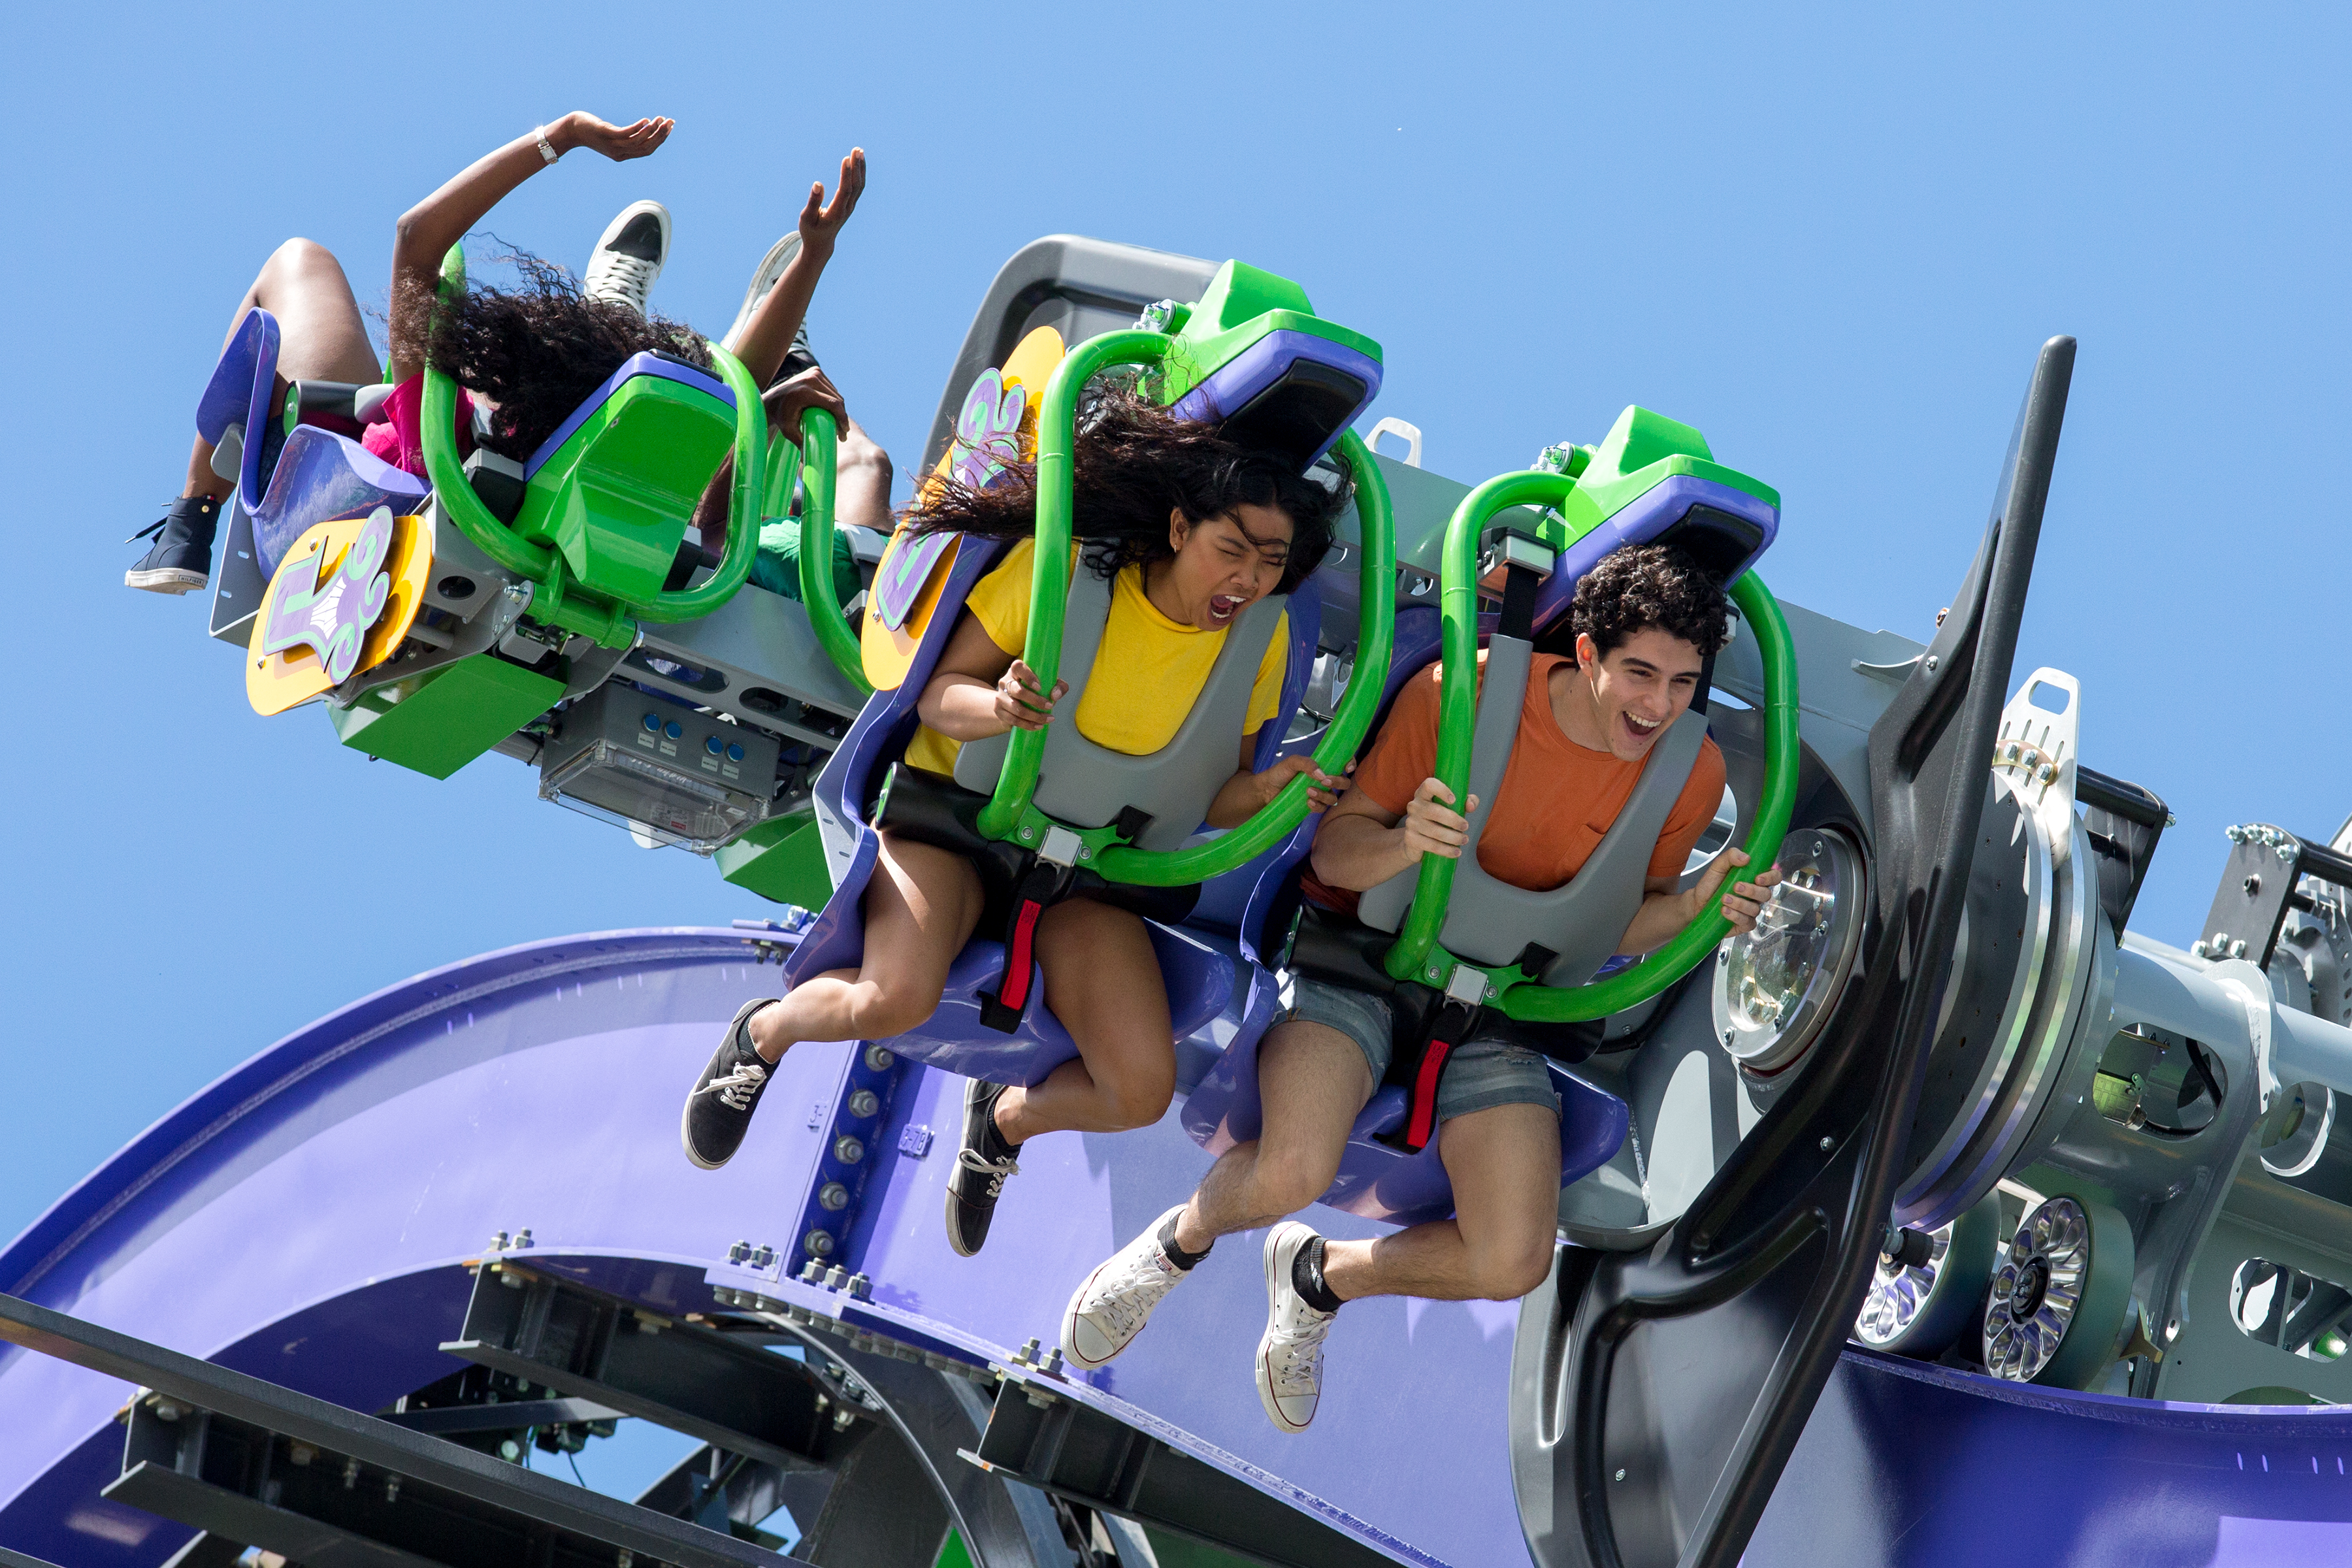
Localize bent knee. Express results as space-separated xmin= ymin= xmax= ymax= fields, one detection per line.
xmin=1469 ymin=1243 xmax=1556 ymax=1301
xmin=1100 ymin=1079 xmax=1176 ymax=1132
xmin=269 ymin=237 xmax=341 ymax=273
xmin=1253 ymin=1150 xmax=1341 ymax=1212
xmin=845 ymin=981 xmax=941 ymax=1042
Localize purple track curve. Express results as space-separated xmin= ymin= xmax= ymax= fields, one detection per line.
xmin=1 ymin=926 xmax=2345 ymax=1566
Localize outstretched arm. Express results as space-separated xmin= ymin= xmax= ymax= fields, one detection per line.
xmin=385 ymin=112 xmax=674 ymax=380
xmin=726 ymin=147 xmax=865 ymax=386
xmin=1616 ymin=849 xmax=1782 ymax=953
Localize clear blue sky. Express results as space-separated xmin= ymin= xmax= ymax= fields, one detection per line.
xmin=3 ymin=0 xmax=2345 ymax=1490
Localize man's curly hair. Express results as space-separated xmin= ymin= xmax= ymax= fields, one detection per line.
xmin=1569 ymin=544 xmax=1731 ymax=664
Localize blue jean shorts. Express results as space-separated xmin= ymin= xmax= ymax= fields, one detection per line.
xmin=1278 ymin=973 xmax=1561 ymax=1124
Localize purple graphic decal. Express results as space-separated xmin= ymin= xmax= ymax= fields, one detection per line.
xmin=258 ymin=505 xmax=395 ymax=683
xmin=951 ymin=366 xmax=1026 ymax=491
xmin=872 ymin=531 xmax=955 ymax=631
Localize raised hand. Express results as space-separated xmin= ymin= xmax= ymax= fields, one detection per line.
xmin=798 ymin=148 xmax=867 ymax=257
xmin=1695 ymin=847 xmax=1784 ymax=935
xmin=1255 ymin=754 xmax=1350 ymax=814
xmin=559 ymin=114 xmax=674 ymax=162
xmin=1399 ymin=777 xmax=1478 ymax=862
xmin=993 ymin=659 xmax=1066 ymax=732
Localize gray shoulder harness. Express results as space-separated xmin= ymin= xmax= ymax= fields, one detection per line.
xmin=1356 ymin=634 xmax=1707 ymax=987
xmin=954 ymin=568 xmax=1288 ymax=853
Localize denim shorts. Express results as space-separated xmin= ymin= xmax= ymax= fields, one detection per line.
xmin=1279 ymin=973 xmax=1561 ymax=1123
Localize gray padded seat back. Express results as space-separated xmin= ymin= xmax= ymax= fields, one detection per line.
xmin=1356 ymin=635 xmax=1707 ymax=987
xmin=954 ymin=568 xmax=1287 ymax=853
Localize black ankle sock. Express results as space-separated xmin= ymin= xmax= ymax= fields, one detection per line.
xmin=1156 ymin=1212 xmax=1211 ymax=1271
xmin=1291 ymin=1236 xmax=1343 ymax=1313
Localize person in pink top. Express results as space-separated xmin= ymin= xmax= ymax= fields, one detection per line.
xmin=127 ymin=112 xmax=865 ymax=594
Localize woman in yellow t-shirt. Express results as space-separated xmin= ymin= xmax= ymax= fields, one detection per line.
xmin=683 ymin=388 xmax=1350 ymax=1256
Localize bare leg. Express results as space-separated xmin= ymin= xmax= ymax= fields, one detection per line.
xmin=996 ymin=899 xmax=1179 ymax=1140
xmin=743 ymin=832 xmax=983 ymax=1063
xmin=182 ymin=239 xmax=382 ymax=499
xmin=834 ymin=413 xmax=896 ymax=532
xmin=1320 ymin=1103 xmax=1560 ymax=1303
xmin=1172 ymin=1021 xmax=1373 ymax=1252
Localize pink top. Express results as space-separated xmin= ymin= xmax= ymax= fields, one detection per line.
xmin=361 ymin=374 xmax=478 ymax=479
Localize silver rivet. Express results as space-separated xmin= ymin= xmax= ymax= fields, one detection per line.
xmin=818 ymin=1182 xmax=850 ymax=1211
xmin=1614 ymin=1468 xmax=1627 ymax=1481
xmin=1924 ymin=655 xmax=1939 ymax=672
xmin=1818 ymin=1136 xmax=1834 ymax=1152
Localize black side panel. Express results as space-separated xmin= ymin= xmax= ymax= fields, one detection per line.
xmin=924 ymin=235 xmax=1218 ymax=470
xmin=1511 ymin=337 xmax=2076 ymax=1568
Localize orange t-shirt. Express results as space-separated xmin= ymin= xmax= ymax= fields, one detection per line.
xmin=1301 ymin=652 xmax=1726 ymax=916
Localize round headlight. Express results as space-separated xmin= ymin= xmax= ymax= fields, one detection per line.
xmin=1712 ymin=826 xmax=1867 ymax=1075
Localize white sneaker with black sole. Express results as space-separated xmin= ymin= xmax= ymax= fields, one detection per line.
xmin=1256 ymin=1222 xmax=1338 ymax=1433
xmin=1063 ymin=1205 xmax=1193 ymax=1369
xmin=583 ymin=200 xmax=670 ymax=318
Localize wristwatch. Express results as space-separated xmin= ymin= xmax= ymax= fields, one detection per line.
xmin=534 ymin=124 xmax=561 ymax=165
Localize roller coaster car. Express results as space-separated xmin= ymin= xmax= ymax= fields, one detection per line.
xmin=787 ymin=259 xmax=1800 ymax=1228
xmin=199 ymin=248 xmax=874 ymax=896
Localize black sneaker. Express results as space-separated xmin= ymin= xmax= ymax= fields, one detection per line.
xmin=945 ymin=1077 xmax=1022 ymax=1256
xmin=681 ymin=997 xmax=780 ymax=1170
xmin=583 ymin=200 xmax=670 ymax=319
xmin=125 ymin=495 xmax=224 ymax=595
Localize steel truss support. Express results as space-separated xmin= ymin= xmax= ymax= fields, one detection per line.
xmin=0 ymin=1288 xmax=800 ymax=1568
xmin=968 ymin=1379 xmax=1392 ymax=1568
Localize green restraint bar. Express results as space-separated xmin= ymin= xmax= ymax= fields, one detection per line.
xmin=1379 ymin=470 xmax=1800 ymax=1022
xmin=972 ymin=329 xmax=1397 ymax=887
xmin=787 ymin=407 xmax=875 ymax=696
xmin=419 ymin=245 xmax=767 ymax=649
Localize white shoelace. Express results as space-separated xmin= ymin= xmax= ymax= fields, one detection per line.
xmin=696 ymin=1058 xmax=767 ymax=1111
xmin=584 ymin=252 xmax=657 ymax=313
xmin=955 ymin=1148 xmax=1020 ymax=1198
xmin=1079 ymin=1246 xmax=1183 ymax=1340
xmin=1264 ymin=1309 xmax=1335 ymax=1396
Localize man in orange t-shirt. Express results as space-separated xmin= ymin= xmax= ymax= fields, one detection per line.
xmin=1054 ymin=544 xmax=1784 ymax=1432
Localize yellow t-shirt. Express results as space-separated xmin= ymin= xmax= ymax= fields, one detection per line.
xmin=904 ymin=537 xmax=1290 ymax=777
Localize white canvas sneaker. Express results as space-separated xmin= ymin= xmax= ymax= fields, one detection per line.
xmin=1256 ymin=1222 xmax=1338 ymax=1434
xmin=583 ymin=201 xmax=670 ymax=318
xmin=722 ymin=232 xmax=802 ymax=353
xmin=1062 ymin=1205 xmax=1194 ymax=1369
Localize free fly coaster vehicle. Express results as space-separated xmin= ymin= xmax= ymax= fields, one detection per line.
xmin=3 ymin=239 xmax=2350 ymax=1567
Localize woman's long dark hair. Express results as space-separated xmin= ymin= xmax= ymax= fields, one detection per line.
xmin=409 ymin=253 xmax=713 ymax=462
xmin=906 ymin=384 xmax=1348 ymax=594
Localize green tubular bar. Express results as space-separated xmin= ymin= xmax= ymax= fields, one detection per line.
xmin=1379 ymin=470 xmax=1800 ymax=1021
xmin=1094 ymin=428 xmax=1396 ymax=887
xmin=1382 ymin=469 xmax=1579 ymax=980
xmin=977 ymin=330 xmax=1172 ymax=841
xmin=1499 ymin=571 xmax=1796 ymax=1021
xmin=794 ymin=408 xmax=874 ymax=694
xmin=419 ymin=245 xmax=766 ymax=644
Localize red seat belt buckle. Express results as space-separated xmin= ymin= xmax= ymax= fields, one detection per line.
xmin=1403 ymin=1036 xmax=1456 ymax=1152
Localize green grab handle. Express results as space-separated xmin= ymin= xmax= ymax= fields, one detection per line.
xmin=764 ymin=425 xmax=803 ymax=521
xmin=794 ymin=407 xmax=874 ymax=694
xmin=1497 ymin=570 xmax=1798 ymax=1022
xmin=631 ymin=340 xmax=764 ymax=623
xmin=976 ymin=330 xmax=1175 ymax=841
xmin=420 ymin=246 xmax=561 ymax=587
xmin=1094 ymin=427 xmax=1397 ymax=887
xmin=1382 ymin=469 xmax=1582 ymax=981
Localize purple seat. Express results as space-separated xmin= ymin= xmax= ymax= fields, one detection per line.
xmin=779 ymin=537 xmax=1305 ymax=1089
xmin=1168 ymin=330 xmax=1382 ymax=470
xmin=196 ymin=308 xmax=427 ymax=579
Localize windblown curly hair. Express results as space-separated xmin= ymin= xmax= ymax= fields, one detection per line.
xmin=904 ymin=384 xmax=1348 ymax=595
xmin=404 ymin=253 xmax=712 ymax=462
xmin=1569 ymin=543 xmax=1731 ymax=664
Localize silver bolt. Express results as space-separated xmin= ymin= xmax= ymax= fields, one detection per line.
xmin=289 ymin=1443 xmax=316 ymax=1467
xmin=1614 ymin=1468 xmax=1627 ymax=1481
xmin=1924 ymin=655 xmax=1939 ymax=672
xmin=862 ymin=1044 xmax=896 ymax=1072
xmin=2227 ymin=824 xmax=2247 ymax=842
xmin=512 ymin=1228 xmax=532 ymax=1249
xmin=2037 ymin=764 xmax=2055 ymax=783
xmin=825 ymin=1266 xmax=850 ymax=1290
xmin=804 ymin=1230 xmax=836 ymax=1257
xmin=847 ymin=1090 xmax=881 ymax=1118
xmin=499 ymin=1439 xmax=521 ymax=1461
xmin=1818 ymin=1136 xmax=1834 ymax=1153
xmin=727 ymin=1239 xmax=749 ymax=1263
xmin=1016 ymin=1337 xmax=1041 ymax=1365
xmin=834 ymin=1135 xmax=866 ymax=1164
xmin=849 ymin=1272 xmax=872 ymax=1299
xmin=1722 ymin=1030 xmax=1735 ymax=1047
xmin=488 ymin=1230 xmax=509 ymax=1252
xmin=385 ymin=1477 xmax=401 ymax=1504
xmin=2279 ymin=843 xmax=2297 ymax=862
xmin=2191 ymin=941 xmax=2208 ymax=957
xmin=1020 ymin=826 xmax=1036 ymax=841
xmin=818 ymin=1182 xmax=850 ymax=1211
